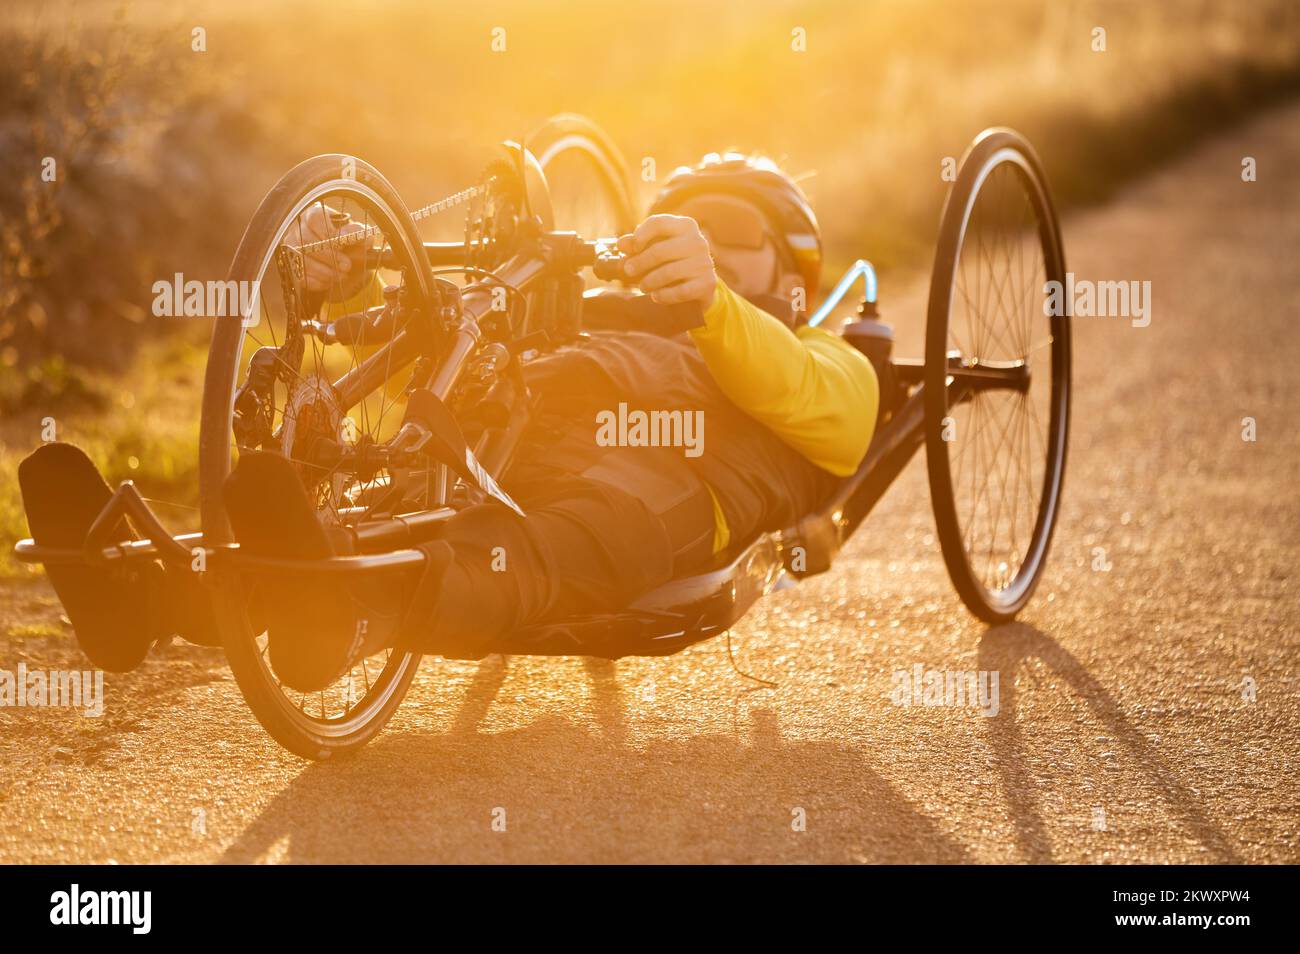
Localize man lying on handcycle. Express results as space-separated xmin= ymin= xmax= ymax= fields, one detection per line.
xmin=198 ymin=153 xmax=882 ymax=691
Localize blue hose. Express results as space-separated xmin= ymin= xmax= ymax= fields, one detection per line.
xmin=808 ymin=259 xmax=877 ymax=328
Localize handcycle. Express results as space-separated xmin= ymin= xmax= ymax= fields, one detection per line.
xmin=15 ymin=116 xmax=1070 ymax=759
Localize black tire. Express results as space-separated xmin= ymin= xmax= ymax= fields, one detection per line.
xmin=529 ymin=114 xmax=637 ymax=241
xmin=200 ymin=155 xmax=431 ymax=759
xmin=924 ymin=129 xmax=1070 ymax=623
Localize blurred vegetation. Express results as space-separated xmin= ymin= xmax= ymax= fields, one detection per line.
xmin=0 ymin=2 xmax=263 ymax=376
xmin=2 ymin=0 xmax=1300 ymax=571
xmin=0 ymin=335 xmax=205 ymax=575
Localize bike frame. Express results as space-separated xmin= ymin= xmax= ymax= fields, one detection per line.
xmin=13 ymin=242 xmax=1029 ymax=658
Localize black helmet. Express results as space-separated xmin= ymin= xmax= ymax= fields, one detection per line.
xmin=648 ymin=152 xmax=822 ymax=303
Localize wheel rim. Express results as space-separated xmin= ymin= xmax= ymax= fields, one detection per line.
xmin=932 ymin=145 xmax=1069 ymax=614
xmin=214 ymin=176 xmax=431 ymax=738
xmin=533 ymin=128 xmax=636 ymax=244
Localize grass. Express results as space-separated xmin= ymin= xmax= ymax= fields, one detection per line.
xmin=4 ymin=622 xmax=64 ymax=642
xmin=0 ymin=333 xmax=206 ymax=576
xmin=2 ymin=0 xmax=1299 ymax=573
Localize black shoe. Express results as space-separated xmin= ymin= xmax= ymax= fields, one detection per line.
xmin=223 ymin=452 xmax=362 ymax=692
xmin=18 ymin=443 xmax=167 ymax=671
xmin=398 ymin=539 xmax=456 ymax=647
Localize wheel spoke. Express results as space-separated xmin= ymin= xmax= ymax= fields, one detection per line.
xmin=228 ymin=182 xmax=430 ymax=731
xmin=937 ymin=147 xmax=1067 ymax=611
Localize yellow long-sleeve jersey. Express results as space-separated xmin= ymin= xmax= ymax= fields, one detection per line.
xmin=690 ymin=279 xmax=879 ymax=479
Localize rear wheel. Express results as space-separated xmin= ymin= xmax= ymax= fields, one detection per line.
xmin=530 ymin=114 xmax=636 ymax=248
xmin=924 ymin=129 xmax=1070 ymax=623
xmin=200 ymin=155 xmax=435 ymax=758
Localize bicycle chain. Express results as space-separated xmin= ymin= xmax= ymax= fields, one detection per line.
xmin=292 ymin=183 xmax=490 ymax=255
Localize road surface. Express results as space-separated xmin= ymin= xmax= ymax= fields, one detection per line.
xmin=1 ymin=101 xmax=1297 ymax=863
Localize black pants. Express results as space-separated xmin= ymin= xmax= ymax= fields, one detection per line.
xmin=412 ymin=422 xmax=717 ymax=657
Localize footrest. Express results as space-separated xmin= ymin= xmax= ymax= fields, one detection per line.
xmin=18 ymin=443 xmax=220 ymax=668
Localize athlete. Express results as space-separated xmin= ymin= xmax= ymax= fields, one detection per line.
xmin=23 ymin=152 xmax=880 ymax=691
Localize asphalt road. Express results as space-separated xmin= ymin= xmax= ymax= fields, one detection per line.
xmin=1 ymin=101 xmax=1297 ymax=864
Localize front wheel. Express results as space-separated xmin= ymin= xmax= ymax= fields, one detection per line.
xmin=200 ymin=155 xmax=433 ymax=758
xmin=924 ymin=129 xmax=1071 ymax=623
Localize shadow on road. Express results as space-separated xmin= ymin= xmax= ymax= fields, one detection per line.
xmin=217 ymin=625 xmax=1241 ymax=863
xmin=977 ymin=622 xmax=1242 ymax=864
xmin=219 ymin=654 xmax=972 ymax=864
